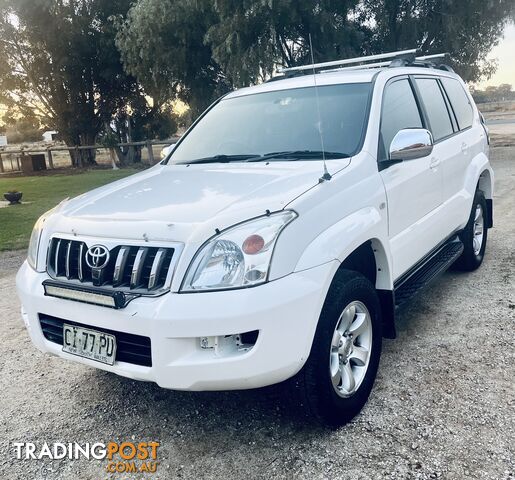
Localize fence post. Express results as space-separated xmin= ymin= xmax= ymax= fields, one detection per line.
xmin=47 ymin=148 xmax=54 ymax=169
xmin=75 ymin=146 xmax=80 ymax=168
xmin=146 ymin=141 xmax=155 ymax=165
xmin=0 ymin=152 xmax=3 ymax=173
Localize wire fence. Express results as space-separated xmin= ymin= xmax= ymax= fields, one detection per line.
xmin=0 ymin=138 xmax=179 ymax=174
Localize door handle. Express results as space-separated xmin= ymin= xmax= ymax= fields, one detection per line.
xmin=429 ymin=157 xmax=440 ymax=170
xmin=461 ymin=142 xmax=469 ymax=154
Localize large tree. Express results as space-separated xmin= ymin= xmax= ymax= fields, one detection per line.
xmin=115 ymin=0 xmax=231 ymax=118
xmin=209 ymin=0 xmax=513 ymax=83
xmin=0 ymin=0 xmax=168 ymax=166
xmin=359 ymin=0 xmax=515 ymax=82
xmin=206 ymin=0 xmax=368 ymax=87
xmin=116 ymin=0 xmax=513 ymax=119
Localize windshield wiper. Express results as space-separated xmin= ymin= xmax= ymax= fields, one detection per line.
xmin=181 ymin=154 xmax=259 ymax=164
xmin=246 ymin=150 xmax=350 ymax=162
xmin=179 ymin=150 xmax=350 ymax=164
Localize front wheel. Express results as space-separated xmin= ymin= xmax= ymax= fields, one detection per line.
xmin=290 ymin=270 xmax=382 ymax=428
xmin=453 ymin=190 xmax=488 ymax=271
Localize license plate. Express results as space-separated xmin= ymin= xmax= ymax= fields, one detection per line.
xmin=62 ymin=324 xmax=117 ymax=366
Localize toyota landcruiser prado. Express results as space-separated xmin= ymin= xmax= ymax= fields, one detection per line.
xmin=16 ymin=52 xmax=493 ymax=427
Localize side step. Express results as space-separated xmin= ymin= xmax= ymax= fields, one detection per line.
xmin=394 ymin=239 xmax=464 ymax=308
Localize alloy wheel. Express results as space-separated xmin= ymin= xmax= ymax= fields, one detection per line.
xmin=329 ymin=301 xmax=373 ymax=398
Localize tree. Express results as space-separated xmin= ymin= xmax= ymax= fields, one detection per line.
xmin=209 ymin=0 xmax=513 ymax=83
xmin=0 ymin=0 xmax=167 ymax=166
xmin=357 ymin=0 xmax=514 ymax=83
xmin=115 ymin=0 xmax=230 ymax=118
xmin=103 ymin=97 xmax=178 ymax=165
xmin=3 ymin=116 xmax=41 ymax=143
xmin=472 ymin=83 xmax=515 ymax=103
xmin=117 ymin=0 xmax=513 ymax=120
xmin=206 ymin=0 xmax=368 ymax=87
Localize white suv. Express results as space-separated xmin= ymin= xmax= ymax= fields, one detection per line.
xmin=16 ymin=54 xmax=493 ymax=427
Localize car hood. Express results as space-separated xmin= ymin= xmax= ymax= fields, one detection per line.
xmin=51 ymin=160 xmax=350 ymax=243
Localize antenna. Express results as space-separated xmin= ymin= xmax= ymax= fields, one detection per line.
xmin=308 ymin=34 xmax=331 ymax=182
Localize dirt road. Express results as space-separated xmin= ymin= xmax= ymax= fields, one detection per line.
xmin=1 ymin=148 xmax=514 ymax=480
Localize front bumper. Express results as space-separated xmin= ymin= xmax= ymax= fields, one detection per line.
xmin=16 ymin=260 xmax=337 ymax=390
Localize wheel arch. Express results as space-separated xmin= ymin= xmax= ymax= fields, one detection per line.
xmin=337 ymin=238 xmax=396 ymax=339
xmin=293 ymin=207 xmax=396 ymax=339
xmin=478 ymin=168 xmax=493 ymax=199
xmin=477 ymin=168 xmax=494 ymax=228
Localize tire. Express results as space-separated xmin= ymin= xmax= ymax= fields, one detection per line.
xmin=290 ymin=269 xmax=382 ymax=428
xmin=453 ymin=190 xmax=488 ymax=271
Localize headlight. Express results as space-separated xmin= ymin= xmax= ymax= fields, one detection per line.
xmin=181 ymin=211 xmax=297 ymax=292
xmin=27 ymin=213 xmax=47 ymax=270
xmin=27 ymin=202 xmax=65 ymax=271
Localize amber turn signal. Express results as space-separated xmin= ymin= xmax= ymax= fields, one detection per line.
xmin=242 ymin=234 xmax=265 ymax=255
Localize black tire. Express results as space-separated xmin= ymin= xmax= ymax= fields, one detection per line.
xmin=453 ymin=190 xmax=488 ymax=271
xmin=290 ymin=269 xmax=382 ymax=428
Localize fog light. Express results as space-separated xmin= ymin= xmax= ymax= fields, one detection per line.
xmin=198 ymin=331 xmax=259 ymax=355
xmin=245 ymin=269 xmax=265 ymax=282
xmin=199 ymin=336 xmax=216 ymax=349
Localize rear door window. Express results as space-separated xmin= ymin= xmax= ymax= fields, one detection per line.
xmin=441 ymin=77 xmax=474 ymax=130
xmin=380 ymin=79 xmax=423 ymax=159
xmin=414 ymin=78 xmax=454 ymax=141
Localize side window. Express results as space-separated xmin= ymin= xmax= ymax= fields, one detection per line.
xmin=380 ymin=79 xmax=423 ymax=159
xmin=441 ymin=77 xmax=474 ymax=130
xmin=414 ymin=78 xmax=454 ymax=141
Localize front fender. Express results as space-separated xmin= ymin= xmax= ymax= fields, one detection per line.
xmin=294 ymin=206 xmax=393 ymax=289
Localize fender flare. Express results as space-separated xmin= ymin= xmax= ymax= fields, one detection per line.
xmin=295 ymin=206 xmax=393 ymax=290
xmin=464 ymin=152 xmax=494 ymax=227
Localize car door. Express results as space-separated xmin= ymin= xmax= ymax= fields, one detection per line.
xmin=378 ymin=77 xmax=443 ymax=279
xmin=438 ymin=76 xmax=484 ymax=231
xmin=411 ymin=76 xmax=465 ymax=242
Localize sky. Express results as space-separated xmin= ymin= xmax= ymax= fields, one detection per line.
xmin=475 ymin=22 xmax=515 ymax=89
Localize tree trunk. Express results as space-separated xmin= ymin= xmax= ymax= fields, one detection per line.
xmin=79 ymin=132 xmax=97 ymax=166
xmin=114 ymin=145 xmax=129 ymax=166
xmin=68 ymin=147 xmax=80 ymax=167
xmin=108 ymin=148 xmax=119 ymax=170
xmin=126 ymin=122 xmax=141 ymax=164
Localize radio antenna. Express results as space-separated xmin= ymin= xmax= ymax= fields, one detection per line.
xmin=309 ymin=33 xmax=331 ymax=182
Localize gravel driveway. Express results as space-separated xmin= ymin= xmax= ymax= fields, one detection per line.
xmin=1 ymin=148 xmax=514 ymax=480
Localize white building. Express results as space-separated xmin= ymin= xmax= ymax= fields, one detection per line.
xmin=0 ymin=135 xmax=7 ymax=146
xmin=42 ymin=130 xmax=58 ymax=142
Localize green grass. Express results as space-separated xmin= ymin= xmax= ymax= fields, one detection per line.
xmin=0 ymin=168 xmax=140 ymax=251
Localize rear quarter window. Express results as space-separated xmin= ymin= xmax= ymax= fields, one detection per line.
xmin=414 ymin=78 xmax=454 ymax=141
xmin=441 ymin=78 xmax=474 ymax=130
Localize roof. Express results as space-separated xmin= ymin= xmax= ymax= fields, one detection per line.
xmin=224 ymin=66 xmax=462 ymax=99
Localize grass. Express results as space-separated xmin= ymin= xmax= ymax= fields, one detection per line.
xmin=0 ymin=168 xmax=140 ymax=251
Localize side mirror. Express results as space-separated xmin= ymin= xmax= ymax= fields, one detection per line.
xmin=389 ymin=128 xmax=433 ymax=162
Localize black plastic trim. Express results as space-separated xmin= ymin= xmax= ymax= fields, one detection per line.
xmin=394 ymin=238 xmax=464 ymax=308
xmin=377 ymin=289 xmax=396 ymax=339
xmin=486 ymin=199 xmax=494 ymax=228
xmin=39 ymin=314 xmax=152 ymax=367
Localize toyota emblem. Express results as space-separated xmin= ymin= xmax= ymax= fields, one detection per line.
xmin=85 ymin=245 xmax=110 ymax=269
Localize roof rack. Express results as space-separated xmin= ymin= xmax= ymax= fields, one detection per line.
xmin=276 ymin=50 xmax=453 ymax=77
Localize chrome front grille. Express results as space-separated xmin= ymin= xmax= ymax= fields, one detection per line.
xmin=47 ymin=238 xmax=176 ymax=293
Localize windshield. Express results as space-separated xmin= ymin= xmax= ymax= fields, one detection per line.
xmin=169 ymin=83 xmax=372 ymax=164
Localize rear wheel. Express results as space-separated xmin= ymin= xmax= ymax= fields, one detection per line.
xmin=291 ymin=270 xmax=382 ymax=427
xmin=454 ymin=190 xmax=488 ymax=271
